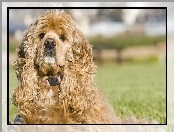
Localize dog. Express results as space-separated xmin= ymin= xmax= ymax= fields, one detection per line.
xmin=12 ymin=9 xmax=121 ymax=124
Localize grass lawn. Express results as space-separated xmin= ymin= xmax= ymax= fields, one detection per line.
xmin=95 ymin=62 xmax=166 ymax=124
xmin=9 ymin=62 xmax=166 ymax=124
xmin=9 ymin=65 xmax=18 ymax=121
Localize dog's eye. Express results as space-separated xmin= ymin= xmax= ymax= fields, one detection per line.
xmin=59 ymin=34 xmax=66 ymax=41
xmin=39 ymin=33 xmax=45 ymax=40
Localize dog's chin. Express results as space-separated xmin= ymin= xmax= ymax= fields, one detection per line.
xmin=44 ymin=56 xmax=55 ymax=64
xmin=36 ymin=56 xmax=64 ymax=77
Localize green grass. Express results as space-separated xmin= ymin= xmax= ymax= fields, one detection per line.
xmin=95 ymin=62 xmax=166 ymax=124
xmin=9 ymin=36 xmax=19 ymax=52
xmin=9 ymin=62 xmax=166 ymax=124
xmin=9 ymin=65 xmax=18 ymax=121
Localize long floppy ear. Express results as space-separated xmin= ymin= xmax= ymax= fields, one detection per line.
xmin=12 ymin=23 xmax=39 ymax=106
xmin=71 ymin=30 xmax=93 ymax=60
xmin=12 ymin=22 xmax=38 ymax=81
xmin=65 ymin=30 xmax=81 ymax=63
xmin=66 ymin=29 xmax=97 ymax=75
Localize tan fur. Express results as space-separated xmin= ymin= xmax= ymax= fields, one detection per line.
xmin=12 ymin=9 xmax=121 ymax=124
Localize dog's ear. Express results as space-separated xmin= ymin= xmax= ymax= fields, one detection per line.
xmin=17 ymin=42 xmax=25 ymax=58
xmin=13 ymin=23 xmax=38 ymax=81
xmin=72 ymin=30 xmax=89 ymax=55
xmin=66 ymin=48 xmax=74 ymax=62
xmin=71 ymin=29 xmax=94 ymax=65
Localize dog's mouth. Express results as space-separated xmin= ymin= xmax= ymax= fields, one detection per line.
xmin=43 ymin=67 xmax=64 ymax=86
xmin=39 ymin=72 xmax=64 ymax=87
xmin=35 ymin=63 xmax=64 ymax=86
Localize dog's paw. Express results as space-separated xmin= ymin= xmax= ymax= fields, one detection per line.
xmin=14 ymin=114 xmax=22 ymax=124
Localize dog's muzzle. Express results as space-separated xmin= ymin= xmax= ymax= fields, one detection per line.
xmin=44 ymin=38 xmax=56 ymax=57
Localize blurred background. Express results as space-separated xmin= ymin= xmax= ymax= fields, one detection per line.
xmin=3 ymin=2 xmax=172 ymax=127
xmin=8 ymin=7 xmax=167 ymax=65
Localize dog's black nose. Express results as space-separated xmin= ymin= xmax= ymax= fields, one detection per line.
xmin=44 ymin=38 xmax=56 ymax=49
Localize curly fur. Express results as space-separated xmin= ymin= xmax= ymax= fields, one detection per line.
xmin=12 ymin=9 xmax=121 ymax=124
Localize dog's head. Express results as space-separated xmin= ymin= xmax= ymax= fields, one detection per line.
xmin=32 ymin=10 xmax=80 ymax=77
xmin=15 ymin=9 xmax=94 ymax=86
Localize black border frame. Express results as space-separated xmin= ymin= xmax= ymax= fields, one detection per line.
xmin=7 ymin=6 xmax=167 ymax=125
